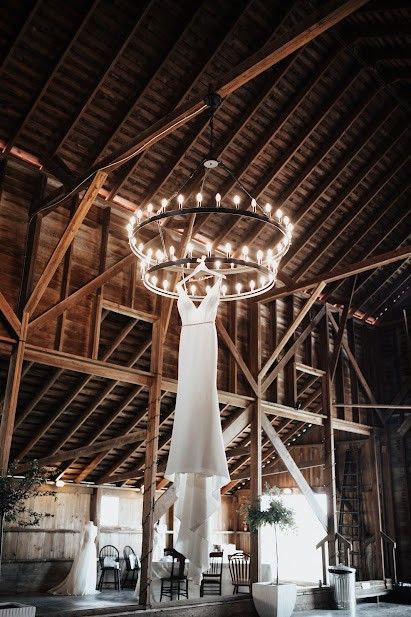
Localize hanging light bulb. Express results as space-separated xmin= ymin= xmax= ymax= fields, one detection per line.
xmin=196 ymin=192 xmax=202 ymax=207
xmin=233 ymin=195 xmax=240 ymax=209
xmin=215 ymin=193 xmax=221 ymax=207
xmin=241 ymin=246 xmax=249 ymax=261
xmin=177 ymin=194 xmax=184 ymax=209
xmin=251 ymin=198 xmax=257 ymax=213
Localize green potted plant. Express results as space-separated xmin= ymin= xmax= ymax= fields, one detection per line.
xmin=242 ymin=486 xmax=296 ymax=617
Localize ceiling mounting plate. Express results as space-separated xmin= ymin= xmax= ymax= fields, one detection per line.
xmin=204 ymin=158 xmax=219 ymax=169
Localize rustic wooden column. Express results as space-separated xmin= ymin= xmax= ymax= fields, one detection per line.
xmin=139 ymin=313 xmax=164 ymax=607
xmin=249 ymin=302 xmax=262 ymax=583
xmin=320 ymin=306 xmax=337 ymax=565
xmin=369 ymin=433 xmax=384 ymax=579
xmin=0 ymin=312 xmax=29 ymax=474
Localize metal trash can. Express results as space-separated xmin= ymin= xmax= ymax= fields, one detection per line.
xmin=328 ymin=565 xmax=356 ymax=612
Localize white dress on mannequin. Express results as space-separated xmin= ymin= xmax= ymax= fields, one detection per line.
xmin=165 ymin=278 xmax=230 ymax=583
xmin=50 ymin=521 xmax=99 ymax=595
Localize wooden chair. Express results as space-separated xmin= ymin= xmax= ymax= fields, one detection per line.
xmin=122 ymin=545 xmax=140 ymax=588
xmin=228 ymin=552 xmax=251 ymax=594
xmin=200 ymin=551 xmax=223 ymax=596
xmin=160 ymin=548 xmax=189 ymax=601
xmin=98 ymin=545 xmax=121 ymax=590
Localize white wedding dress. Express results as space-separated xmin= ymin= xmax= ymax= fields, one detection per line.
xmin=50 ymin=521 xmax=99 ymax=595
xmin=165 ymin=278 xmax=230 ymax=583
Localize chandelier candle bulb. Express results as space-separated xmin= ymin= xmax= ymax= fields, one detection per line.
xmin=161 ymin=198 xmax=168 ymax=212
xmin=163 ymin=279 xmax=169 ymax=290
xmin=241 ymin=245 xmax=249 ymax=260
xmin=206 ymin=243 xmax=212 ymax=257
xmin=215 ymin=193 xmax=221 ymax=207
xmin=215 ymin=260 xmax=221 ymax=269
xmin=234 ymin=195 xmax=240 ymax=209
xmin=251 ymin=198 xmax=257 ymax=213
xmin=250 ymin=280 xmax=256 ymax=291
xmin=265 ymin=203 xmax=272 ymax=217
xmin=257 ymin=249 xmax=263 ymax=265
xmin=196 ymin=192 xmax=202 ymax=207
xmin=235 ymin=282 xmax=242 ymax=294
xmin=147 ymin=203 xmax=153 ymax=216
xmin=177 ymin=194 xmax=184 ymax=208
xmin=187 ymin=243 xmax=194 ymax=258
xmin=225 ymin=243 xmax=232 ymax=258
xmin=136 ymin=209 xmax=142 ymax=222
xmin=276 ymin=208 xmax=282 ymax=220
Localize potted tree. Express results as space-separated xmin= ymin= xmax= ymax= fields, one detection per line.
xmin=0 ymin=461 xmax=55 ymax=617
xmin=243 ymin=486 xmax=296 ymax=617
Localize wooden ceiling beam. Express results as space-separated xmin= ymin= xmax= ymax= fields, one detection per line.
xmin=0 ymin=1 xmax=42 ymax=76
xmin=41 ymin=0 xmax=369 ymax=211
xmin=363 ymin=272 xmax=410 ymax=321
xmin=15 ymin=322 xmax=148 ymax=461
xmin=49 ymin=335 xmax=151 ymax=455
xmin=329 ymin=277 xmax=356 ymax=382
xmin=0 ymin=291 xmax=21 ymax=337
xmin=4 ymin=1 xmax=99 ymax=154
xmin=28 ymin=252 xmax=135 ymax=332
xmin=19 ymin=430 xmax=146 ymax=470
xmin=90 ymin=1 xmax=203 ymax=169
xmin=322 ymin=185 xmax=410 ymax=280
xmin=108 ymin=0 xmax=255 ymax=201
xmin=290 ymin=137 xmax=409 ymax=278
xmin=260 ymin=246 xmax=411 ymax=302
xmin=259 ymin=283 xmax=325 ymax=384
xmin=25 ymin=171 xmax=107 ymax=316
xmin=276 ymin=85 xmax=381 ymax=207
xmin=261 ymin=305 xmax=326 ymax=394
xmin=49 ymin=1 xmax=155 ymax=160
xmin=213 ymin=58 xmax=358 ymax=248
xmin=14 ymin=368 xmax=63 ymax=430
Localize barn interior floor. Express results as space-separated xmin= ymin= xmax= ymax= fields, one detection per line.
xmin=0 ymin=592 xmax=410 ymax=617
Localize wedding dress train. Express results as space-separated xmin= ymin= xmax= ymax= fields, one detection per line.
xmin=165 ymin=279 xmax=230 ymax=583
xmin=50 ymin=521 xmax=99 ymax=595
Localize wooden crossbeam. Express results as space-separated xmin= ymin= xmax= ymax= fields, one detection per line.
xmin=18 ymin=430 xmax=146 ymax=469
xmin=25 ymin=171 xmax=107 ymax=316
xmin=259 ymin=283 xmax=325 ymax=383
xmin=216 ymin=317 xmax=259 ymax=396
xmin=329 ymin=277 xmax=357 ymax=381
xmin=261 ymin=306 xmax=326 ymax=393
xmin=28 ymin=254 xmax=135 ymax=332
xmin=261 ymin=413 xmax=327 ymax=529
xmin=261 ymin=246 xmax=411 ymax=303
xmin=0 ymin=291 xmax=21 ymax=337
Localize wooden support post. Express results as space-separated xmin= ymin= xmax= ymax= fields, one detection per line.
xmin=139 ymin=314 xmax=164 ymax=607
xmin=369 ymin=434 xmax=384 ymax=579
xmin=0 ymin=312 xmax=29 ymax=473
xmin=320 ymin=307 xmax=338 ymax=565
xmin=249 ymin=302 xmax=262 ymax=583
xmin=91 ymin=208 xmax=110 ymax=359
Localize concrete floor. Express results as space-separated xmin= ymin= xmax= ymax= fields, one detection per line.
xmin=0 ymin=594 xmax=410 ymax=617
xmin=297 ymin=605 xmax=411 ymax=616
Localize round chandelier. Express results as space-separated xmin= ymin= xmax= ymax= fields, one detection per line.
xmin=127 ymin=93 xmax=293 ymax=301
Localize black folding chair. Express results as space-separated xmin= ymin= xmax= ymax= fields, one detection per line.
xmin=122 ymin=545 xmax=140 ymax=588
xmin=98 ymin=545 xmax=121 ymax=590
xmin=200 ymin=551 xmax=223 ymax=596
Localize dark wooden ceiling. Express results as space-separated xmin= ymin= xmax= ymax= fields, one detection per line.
xmin=1 ymin=0 xmax=410 ymax=320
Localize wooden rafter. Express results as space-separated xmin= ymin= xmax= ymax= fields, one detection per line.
xmin=216 ymin=316 xmax=258 ymax=396
xmin=25 ymin=171 xmax=107 ymax=316
xmin=41 ymin=0 xmax=370 ymax=211
xmin=329 ymin=277 xmax=357 ymax=381
xmin=259 ymin=283 xmax=325 ymax=385
xmin=262 ymin=246 xmax=411 ymax=303
xmin=0 ymin=291 xmax=21 ymax=337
